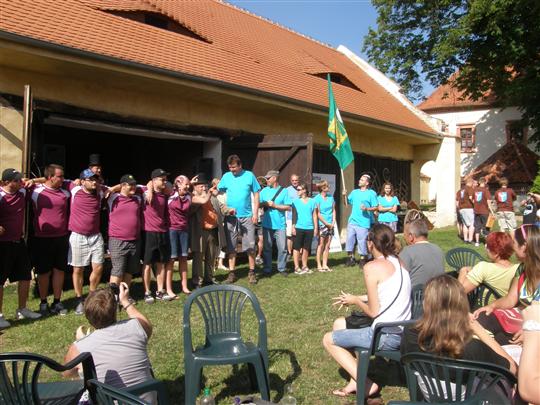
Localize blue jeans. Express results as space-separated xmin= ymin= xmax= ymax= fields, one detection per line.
xmin=332 ymin=326 xmax=402 ymax=350
xmin=262 ymin=227 xmax=287 ymax=273
xmin=345 ymin=223 xmax=369 ymax=255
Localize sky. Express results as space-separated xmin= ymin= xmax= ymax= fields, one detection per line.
xmin=227 ymin=0 xmax=434 ymax=99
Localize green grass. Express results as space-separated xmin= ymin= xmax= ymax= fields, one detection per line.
xmin=0 ymin=227 xmax=481 ymax=404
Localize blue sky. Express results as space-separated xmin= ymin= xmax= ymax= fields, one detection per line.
xmin=227 ymin=0 xmax=434 ymax=98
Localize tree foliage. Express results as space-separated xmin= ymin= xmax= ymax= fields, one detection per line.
xmin=363 ymin=0 xmax=540 ymax=148
xmin=531 ymin=160 xmax=540 ymax=194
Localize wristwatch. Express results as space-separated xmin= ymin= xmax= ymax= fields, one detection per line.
xmin=522 ymin=320 xmax=540 ymax=331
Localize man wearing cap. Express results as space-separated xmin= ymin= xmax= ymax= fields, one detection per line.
xmin=190 ymin=173 xmax=227 ymax=288
xmin=30 ymin=164 xmax=71 ymax=316
xmin=285 ymin=174 xmax=300 ymax=256
xmin=69 ymin=168 xmax=108 ymax=315
xmin=0 ymin=168 xmax=41 ymax=329
xmin=88 ymin=153 xmax=102 ymax=179
xmin=217 ymin=155 xmax=261 ymax=284
xmin=141 ymin=169 xmax=173 ymax=303
xmin=343 ymin=173 xmax=378 ymax=267
xmin=259 ymin=170 xmax=292 ymax=276
xmin=107 ymin=174 xmax=143 ymax=289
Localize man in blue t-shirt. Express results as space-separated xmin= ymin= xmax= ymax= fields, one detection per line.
xmin=343 ymin=173 xmax=378 ymax=266
xmin=285 ymin=174 xmax=300 ymax=255
xmin=259 ymin=170 xmax=292 ymax=276
xmin=217 ymin=155 xmax=261 ymax=284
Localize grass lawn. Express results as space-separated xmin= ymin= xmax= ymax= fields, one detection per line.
xmin=0 ymin=226 xmax=485 ymax=404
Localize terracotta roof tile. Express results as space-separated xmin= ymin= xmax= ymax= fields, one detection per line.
xmin=0 ymin=0 xmax=437 ymax=135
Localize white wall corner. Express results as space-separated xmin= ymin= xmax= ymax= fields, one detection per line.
xmin=435 ymin=136 xmax=459 ymax=227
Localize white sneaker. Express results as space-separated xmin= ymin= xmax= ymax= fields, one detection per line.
xmin=0 ymin=314 xmax=11 ymax=329
xmin=16 ymin=308 xmax=42 ymax=320
xmin=474 ymin=242 xmax=480 ymax=247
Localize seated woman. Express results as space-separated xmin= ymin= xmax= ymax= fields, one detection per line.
xmin=323 ymin=224 xmax=411 ymax=399
xmin=401 ymin=275 xmax=516 ymax=401
xmin=474 ymin=225 xmax=540 ymax=345
xmin=458 ymin=231 xmax=518 ymax=297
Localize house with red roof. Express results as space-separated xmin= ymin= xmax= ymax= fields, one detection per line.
xmin=0 ymin=0 xmax=459 ymax=226
xmin=419 ymin=79 xmax=538 ymax=199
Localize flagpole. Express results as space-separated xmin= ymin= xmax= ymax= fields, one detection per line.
xmin=340 ymin=168 xmax=348 ymax=206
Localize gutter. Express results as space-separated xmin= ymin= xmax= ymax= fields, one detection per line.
xmin=0 ymin=30 xmax=442 ymax=141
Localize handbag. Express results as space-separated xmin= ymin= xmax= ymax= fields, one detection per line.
xmin=492 ymin=273 xmax=525 ymax=334
xmin=345 ymin=260 xmax=403 ymax=329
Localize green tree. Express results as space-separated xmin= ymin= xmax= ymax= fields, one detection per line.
xmin=363 ymin=0 xmax=540 ymax=149
xmin=531 ymin=160 xmax=540 ymax=194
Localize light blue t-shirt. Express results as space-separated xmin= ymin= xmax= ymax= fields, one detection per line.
xmin=377 ymin=195 xmax=399 ymax=223
xmin=218 ymin=170 xmax=261 ymax=218
xmin=260 ymin=186 xmax=292 ymax=230
xmin=292 ymin=198 xmax=317 ymax=230
xmin=347 ymin=188 xmax=378 ymax=228
xmin=314 ymin=193 xmax=335 ymax=226
xmin=285 ymin=185 xmax=299 ymax=220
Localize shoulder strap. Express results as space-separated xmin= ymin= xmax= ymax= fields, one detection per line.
xmin=271 ymin=186 xmax=284 ymax=202
xmin=374 ymin=259 xmax=404 ymax=320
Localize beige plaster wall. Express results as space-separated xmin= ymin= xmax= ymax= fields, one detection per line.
xmin=0 ymin=99 xmax=23 ymax=173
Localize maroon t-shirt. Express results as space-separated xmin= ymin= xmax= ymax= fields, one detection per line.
xmin=108 ymin=193 xmax=142 ymax=241
xmin=31 ymin=183 xmax=71 ymax=238
xmin=68 ymin=184 xmax=105 ymax=236
xmin=473 ymin=186 xmax=491 ymax=215
xmin=140 ymin=186 xmax=169 ymax=233
xmin=168 ymin=192 xmax=191 ymax=231
xmin=0 ymin=187 xmax=28 ymax=242
xmin=456 ymin=188 xmax=471 ymax=210
xmin=494 ymin=188 xmax=516 ymax=212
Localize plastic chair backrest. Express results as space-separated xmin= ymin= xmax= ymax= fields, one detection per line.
xmin=411 ymin=284 xmax=425 ymax=320
xmin=401 ymin=352 xmax=516 ymax=403
xmin=468 ymin=283 xmax=501 ymax=311
xmin=0 ymin=352 xmax=96 ymax=405
xmin=183 ymin=284 xmax=267 ymax=349
xmin=445 ymin=248 xmax=484 ymax=272
xmin=89 ymin=379 xmax=149 ymax=405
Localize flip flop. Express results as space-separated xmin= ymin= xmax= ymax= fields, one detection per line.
xmin=332 ymin=388 xmax=355 ymax=397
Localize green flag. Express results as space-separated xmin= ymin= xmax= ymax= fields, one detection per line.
xmin=327 ymin=74 xmax=354 ymax=170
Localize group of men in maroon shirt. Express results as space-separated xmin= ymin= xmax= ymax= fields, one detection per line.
xmin=456 ymin=176 xmax=517 ymax=246
xmin=0 ymin=154 xmax=217 ymax=329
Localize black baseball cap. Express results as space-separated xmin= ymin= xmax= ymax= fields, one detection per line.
xmin=120 ymin=174 xmax=137 ymax=185
xmin=150 ymin=168 xmax=169 ymax=179
xmin=1 ymin=168 xmax=23 ymax=182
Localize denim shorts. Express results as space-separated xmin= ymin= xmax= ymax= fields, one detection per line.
xmin=332 ymin=326 xmax=402 ymax=350
xmin=169 ymin=229 xmax=189 ymax=258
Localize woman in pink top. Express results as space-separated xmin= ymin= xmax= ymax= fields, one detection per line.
xmin=165 ymin=175 xmax=192 ymax=297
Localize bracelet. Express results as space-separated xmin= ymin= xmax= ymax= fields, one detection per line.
xmin=123 ymin=302 xmax=134 ymax=311
xmin=522 ymin=320 xmax=540 ymax=331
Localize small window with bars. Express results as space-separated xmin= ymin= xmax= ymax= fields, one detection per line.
xmin=459 ymin=125 xmax=475 ymax=153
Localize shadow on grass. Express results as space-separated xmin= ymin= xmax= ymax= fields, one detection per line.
xmin=337 ymin=357 xmax=405 ymax=395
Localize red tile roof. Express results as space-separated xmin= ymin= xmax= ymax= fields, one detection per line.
xmin=0 ymin=0 xmax=437 ymax=136
xmin=466 ymin=142 xmax=539 ymax=184
xmin=418 ymin=76 xmax=495 ymax=112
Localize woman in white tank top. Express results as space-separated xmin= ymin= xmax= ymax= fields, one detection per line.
xmin=323 ymin=224 xmax=412 ymax=399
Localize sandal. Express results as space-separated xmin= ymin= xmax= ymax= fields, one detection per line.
xmin=324 ymin=267 xmax=333 ymax=272
xmin=332 ymin=388 xmax=355 ymax=397
xmin=302 ymin=267 xmax=313 ymax=274
xmin=294 ymin=268 xmax=303 ymax=275
xmin=317 ymin=267 xmax=326 ymax=272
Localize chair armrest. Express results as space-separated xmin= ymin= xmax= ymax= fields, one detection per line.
xmin=257 ymin=317 xmax=268 ymax=352
xmin=371 ymin=320 xmax=415 ymax=355
xmin=123 ymin=379 xmax=169 ymax=404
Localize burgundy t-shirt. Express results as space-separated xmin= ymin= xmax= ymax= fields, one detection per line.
xmin=494 ymin=188 xmax=516 ymax=212
xmin=168 ymin=192 xmax=191 ymax=231
xmin=140 ymin=186 xmax=169 ymax=233
xmin=68 ymin=184 xmax=105 ymax=236
xmin=31 ymin=183 xmax=71 ymax=238
xmin=455 ymin=188 xmax=471 ymax=210
xmin=0 ymin=187 xmax=28 ymax=242
xmin=473 ymin=187 xmax=491 ymax=215
xmin=108 ymin=193 xmax=142 ymax=241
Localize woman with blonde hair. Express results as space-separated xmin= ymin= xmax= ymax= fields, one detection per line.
xmin=314 ymin=180 xmax=336 ymax=272
xmin=474 ymin=225 xmax=540 ymax=345
xmin=402 ymin=275 xmax=515 ymax=374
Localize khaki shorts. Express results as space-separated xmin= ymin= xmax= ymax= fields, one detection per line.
xmin=496 ymin=211 xmax=516 ymax=231
xmin=224 ymin=216 xmax=256 ymax=254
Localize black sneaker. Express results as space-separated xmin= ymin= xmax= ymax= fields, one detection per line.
xmin=346 ymin=256 xmax=356 ymax=267
xmin=39 ymin=303 xmax=50 ymax=317
xmin=50 ymin=302 xmax=68 ymax=316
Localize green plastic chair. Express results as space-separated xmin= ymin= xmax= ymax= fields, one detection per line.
xmin=353 ymin=285 xmax=425 ymax=404
xmin=399 ymin=352 xmax=516 ymax=403
xmin=445 ymin=247 xmax=484 ymax=273
xmin=183 ymin=284 xmax=270 ymax=405
xmin=89 ymin=379 xmax=150 ymax=405
xmin=467 ymin=283 xmax=502 ymax=311
xmin=0 ymin=351 xmax=96 ymax=405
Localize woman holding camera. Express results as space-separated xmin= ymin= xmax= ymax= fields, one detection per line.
xmin=322 ymin=224 xmax=411 ymax=399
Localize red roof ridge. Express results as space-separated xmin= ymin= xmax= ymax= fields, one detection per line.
xmin=219 ymin=0 xmax=335 ymax=52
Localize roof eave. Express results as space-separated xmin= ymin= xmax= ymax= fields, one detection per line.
xmin=0 ymin=30 xmax=441 ymax=141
